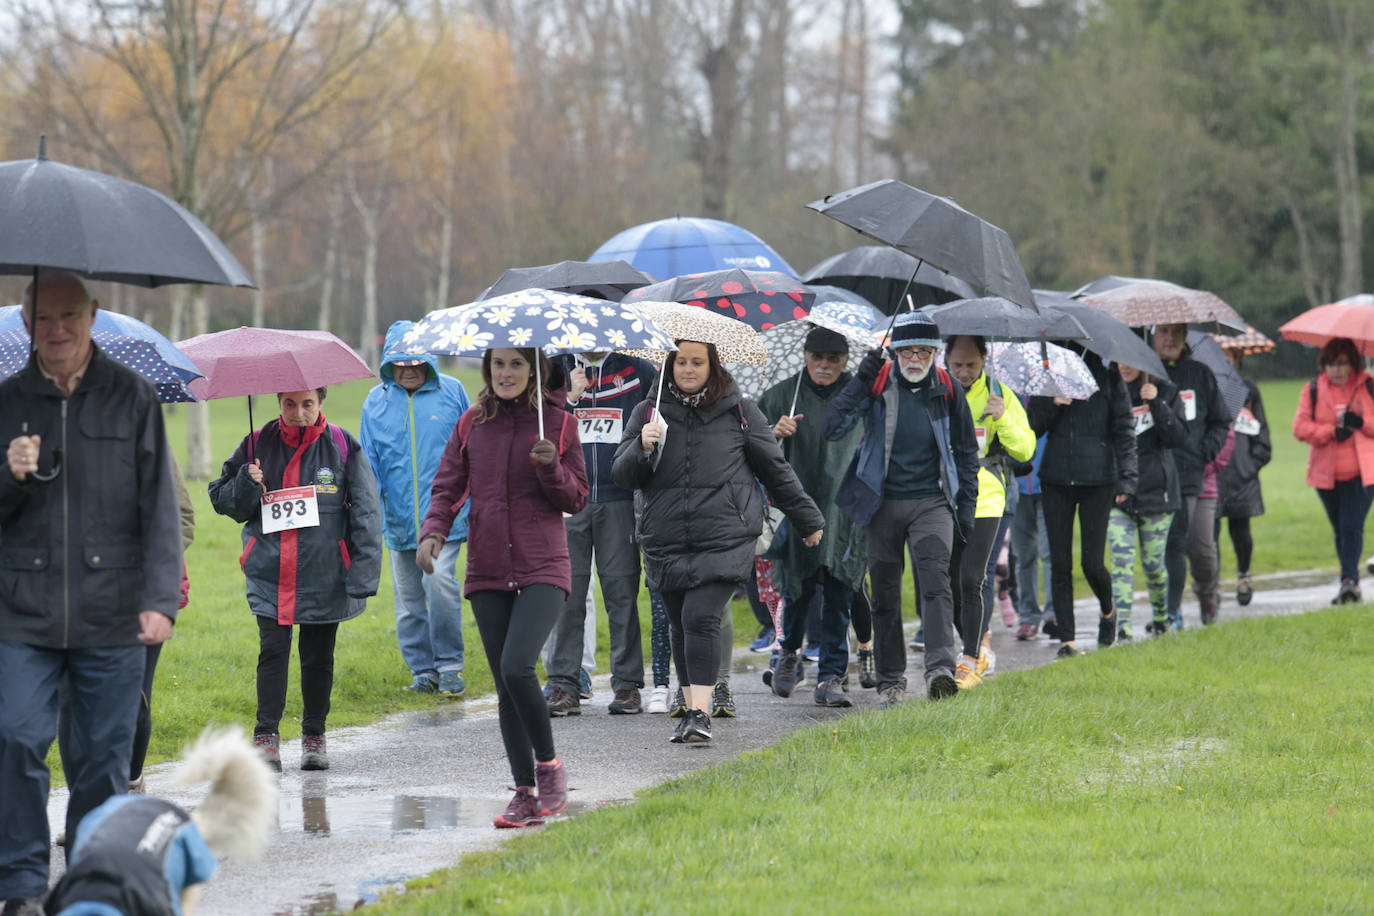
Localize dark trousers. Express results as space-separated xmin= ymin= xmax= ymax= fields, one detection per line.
xmin=981 ymin=513 xmax=1014 ymax=635
xmin=851 ymin=585 xmax=873 ymax=644
xmin=950 ymin=515 xmax=1000 ymax=658
xmin=661 ymin=582 xmax=737 ymax=687
xmin=1215 ymin=515 xmax=1255 ymax=574
xmin=781 ymin=571 xmax=853 ymax=681
xmin=0 ymin=641 xmax=144 ymax=899
xmin=649 ymin=588 xmax=671 ymax=687
xmin=1041 ymin=482 xmax=1115 ymax=638
xmin=471 ymin=585 xmax=564 ymax=788
xmin=1318 ymin=479 xmax=1374 ymax=581
xmin=255 ymin=617 xmax=339 ymax=737
xmin=866 ymin=496 xmax=956 ymax=688
xmin=551 ymin=500 xmax=644 ymax=692
xmin=130 ymin=643 xmax=161 ymax=779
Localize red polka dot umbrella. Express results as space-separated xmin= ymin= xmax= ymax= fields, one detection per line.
xmin=622 ymin=268 xmax=813 ymax=331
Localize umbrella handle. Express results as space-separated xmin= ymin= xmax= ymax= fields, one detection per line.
xmin=247 ymin=395 xmax=255 ymax=463
xmin=788 ymin=372 xmax=803 ymax=416
xmin=536 ymin=355 xmax=545 ymax=440
xmin=651 ymin=359 xmax=667 ymax=422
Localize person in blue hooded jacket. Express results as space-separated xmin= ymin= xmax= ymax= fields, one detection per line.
xmin=360 ymin=321 xmax=471 ymax=697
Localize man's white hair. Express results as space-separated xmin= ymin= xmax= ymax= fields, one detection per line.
xmin=23 ymin=270 xmax=94 ymax=310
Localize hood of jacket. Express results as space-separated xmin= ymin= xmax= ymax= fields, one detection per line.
xmin=379 ymin=320 xmax=441 ymax=390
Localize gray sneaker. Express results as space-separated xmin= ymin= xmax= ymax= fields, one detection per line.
xmin=772 ymin=650 xmax=802 ymax=698
xmin=253 ymin=732 xmax=282 ymax=772
xmin=300 ymin=734 xmax=329 ymax=771
xmin=437 ymin=671 xmax=466 ymax=697
xmin=814 ymin=676 xmax=852 ymax=708
xmin=877 ymin=683 xmax=905 ymax=709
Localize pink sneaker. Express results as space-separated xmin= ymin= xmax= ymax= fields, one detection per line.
xmin=535 ymin=758 xmax=568 ymax=816
xmin=493 ymin=786 xmax=544 ymax=828
xmin=999 ymin=591 xmax=1017 ymax=628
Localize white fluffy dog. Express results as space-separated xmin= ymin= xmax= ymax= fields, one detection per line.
xmin=47 ymin=727 xmax=278 ymax=915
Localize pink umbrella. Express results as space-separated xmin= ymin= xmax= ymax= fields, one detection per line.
xmin=179 ymin=327 xmax=374 ymax=454
xmin=1278 ymin=295 xmax=1374 ymax=357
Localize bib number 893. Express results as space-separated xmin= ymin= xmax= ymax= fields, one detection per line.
xmin=269 ymin=499 xmax=308 ymax=520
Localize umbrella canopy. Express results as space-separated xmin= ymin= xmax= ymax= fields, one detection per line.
xmin=618 ymin=301 xmax=768 ymax=366
xmin=402 ymin=289 xmax=675 ymax=358
xmin=1079 ymin=279 xmax=1246 ymax=331
xmin=478 ymin=259 xmax=654 ymax=302
xmin=0 ymin=305 xmax=203 ymax=402
xmin=733 ymin=301 xmax=883 ymax=400
xmin=622 ymin=268 xmax=813 ymax=331
xmin=802 ymin=245 xmax=977 ymax=312
xmin=1068 ymin=274 xmax=1153 ymax=298
xmin=1036 ymin=291 xmax=1169 ymax=378
xmin=1278 ymin=296 xmax=1374 ymax=357
xmin=0 ymin=140 xmax=254 ymax=289
xmin=805 ymin=179 xmax=1036 ymax=310
xmin=180 ymin=328 xmax=373 ymax=399
xmin=805 ymin=284 xmax=884 ymax=322
xmin=1186 ymin=331 xmax=1248 ymax=418
xmin=589 ymin=215 xmax=799 ymax=279
xmin=983 ymin=341 xmax=1099 ymax=401
xmin=924 ymin=297 xmax=1084 ymax=341
xmin=1212 ymin=323 xmax=1274 ymax=355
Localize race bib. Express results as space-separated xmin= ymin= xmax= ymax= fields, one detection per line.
xmin=974 ymin=426 xmax=988 ymax=454
xmin=1233 ymin=408 xmax=1261 ymax=437
xmin=1180 ymin=389 xmax=1197 ymax=421
xmin=261 ymin=486 xmax=320 ymax=534
xmin=576 ymin=407 xmax=623 ymax=445
xmin=1132 ymin=404 xmax=1154 ymax=436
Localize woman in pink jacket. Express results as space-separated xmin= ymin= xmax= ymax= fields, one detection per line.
xmin=418 ymin=348 xmax=588 ymax=828
xmin=1292 ymin=338 xmax=1374 ymax=604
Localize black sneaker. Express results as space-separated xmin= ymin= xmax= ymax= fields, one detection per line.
xmin=1236 ymin=573 xmax=1253 ymax=607
xmin=710 ymin=682 xmax=736 ymax=718
xmin=680 ymin=709 xmax=712 ymax=743
xmin=814 ymin=676 xmax=852 ymax=707
xmin=927 ymin=673 xmax=958 ymax=700
xmin=1056 ymin=643 xmax=1079 ymax=659
xmin=1097 ymin=612 xmax=1116 ymax=648
xmin=857 ymin=648 xmax=876 ymax=689
xmin=1146 ymin=618 xmax=1168 ymax=637
xmin=772 ymin=650 xmax=802 ymax=698
xmin=668 ymin=687 xmax=686 ymax=718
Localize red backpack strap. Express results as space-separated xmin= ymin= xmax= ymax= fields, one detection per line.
xmin=457 ymin=407 xmax=478 ymax=447
xmin=936 ymin=367 xmax=955 ymax=401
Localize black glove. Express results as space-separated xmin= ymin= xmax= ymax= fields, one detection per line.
xmin=856 ymin=347 xmax=885 ymax=385
xmin=1343 ymin=410 xmax=1364 ymax=430
xmin=956 ymin=513 xmax=974 ymax=545
xmin=1335 ymin=425 xmax=1354 ymax=442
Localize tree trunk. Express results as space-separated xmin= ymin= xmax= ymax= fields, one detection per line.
xmin=184 ymin=285 xmax=214 ymax=478
xmin=1333 ymin=60 xmax=1363 ymax=299
xmin=318 ymin=187 xmax=343 ymax=332
xmin=698 ymin=0 xmax=748 ymax=218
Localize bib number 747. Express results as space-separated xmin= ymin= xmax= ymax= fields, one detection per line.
xmin=261 ymin=485 xmax=321 ymax=534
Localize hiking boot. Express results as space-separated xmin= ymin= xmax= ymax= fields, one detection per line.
xmin=668 ymin=686 xmax=686 ymax=718
xmin=954 ymin=658 xmax=982 ymax=690
xmin=1236 ymin=573 xmax=1253 ymax=607
xmin=857 ymin=648 xmax=876 ymax=689
xmin=437 ymin=671 xmax=466 ymax=698
xmin=679 ymin=709 xmax=712 ymax=743
xmin=814 ymin=676 xmax=852 ymax=707
xmin=300 ymin=734 xmax=329 ymax=771
xmin=1098 ymin=612 xmax=1117 ymax=647
xmin=403 ymin=673 xmax=438 ymax=694
xmin=646 ymin=685 xmax=670 ymax=714
xmin=534 ymin=758 xmax=568 ymax=816
xmin=1015 ymin=622 xmax=1038 ymax=641
xmin=1335 ymin=578 xmax=1362 ymax=605
xmin=608 ymin=688 xmax=643 ymax=715
xmin=1199 ymin=596 xmax=1219 ymax=626
xmin=253 ymin=732 xmax=282 ymax=773
xmin=1055 ymin=643 xmax=1079 ymax=659
xmin=710 ymin=682 xmax=737 ymax=718
xmin=877 ymin=683 xmax=906 ymax=709
xmin=749 ymin=627 xmax=776 ymax=652
xmin=927 ymin=673 xmax=958 ymax=700
xmin=493 ymin=786 xmax=544 ymax=828
xmin=1117 ymin=622 xmax=1135 ymax=643
xmin=772 ymin=650 xmax=802 ymax=698
xmin=578 ymin=669 xmax=593 ymax=700
xmin=547 ymin=685 xmax=581 ymax=718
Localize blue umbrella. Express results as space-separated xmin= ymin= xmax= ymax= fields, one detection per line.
xmin=0 ymin=305 xmax=204 ymax=402
xmin=588 ymin=216 xmax=799 ymax=280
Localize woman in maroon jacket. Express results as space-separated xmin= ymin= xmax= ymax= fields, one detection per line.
xmin=417 ymin=348 xmax=588 ymax=828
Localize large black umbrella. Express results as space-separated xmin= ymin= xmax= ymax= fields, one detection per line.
xmin=1036 ymin=290 xmax=1168 ymax=379
xmin=802 ymin=245 xmax=976 ymax=313
xmin=924 ymin=297 xmax=1084 ymax=341
xmin=478 ymin=259 xmax=654 ymax=302
xmin=806 ymin=179 xmax=1036 ymax=311
xmin=0 ymin=139 xmax=254 ymax=289
xmin=1186 ymin=330 xmax=1248 ymax=419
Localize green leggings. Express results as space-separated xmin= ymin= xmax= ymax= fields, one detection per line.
xmin=1108 ymin=509 xmax=1173 ymax=626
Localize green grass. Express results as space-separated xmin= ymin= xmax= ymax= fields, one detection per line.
xmin=368 ymin=607 xmax=1374 ymax=914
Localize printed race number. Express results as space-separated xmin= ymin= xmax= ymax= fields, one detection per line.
xmin=576 ymin=408 xmax=623 ymax=445
xmin=261 ymin=486 xmax=320 ymax=534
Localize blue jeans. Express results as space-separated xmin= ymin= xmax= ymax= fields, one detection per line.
xmin=0 ymin=641 xmax=144 ymax=899
xmin=781 ymin=571 xmax=852 ymax=682
xmin=390 ymin=540 xmax=465 ymax=677
xmin=1012 ymin=492 xmax=1053 ymax=624
xmin=1317 ymin=478 xmax=1374 ymax=581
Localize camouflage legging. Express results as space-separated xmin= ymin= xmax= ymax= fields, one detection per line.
xmin=1108 ymin=508 xmax=1173 ymax=627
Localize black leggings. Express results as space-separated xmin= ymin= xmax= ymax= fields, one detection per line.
xmin=470 ymin=585 xmax=564 ymax=788
xmin=255 ymin=617 xmax=339 ymax=737
xmin=1041 ymin=482 xmax=1115 ymax=638
xmin=851 ymin=584 xmax=873 ymax=644
xmin=661 ymin=582 xmax=737 ymax=687
xmin=130 ymin=643 xmax=161 ymax=780
xmin=1220 ymin=516 xmax=1254 ymax=573
xmin=951 ymin=515 xmax=1001 ymax=658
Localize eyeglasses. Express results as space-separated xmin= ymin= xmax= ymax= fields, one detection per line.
xmin=895 ymin=346 xmax=936 ymax=360
xmin=31 ymin=448 xmax=62 ymax=482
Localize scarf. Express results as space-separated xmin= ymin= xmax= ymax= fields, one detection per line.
xmin=668 ymin=380 xmax=708 ymax=408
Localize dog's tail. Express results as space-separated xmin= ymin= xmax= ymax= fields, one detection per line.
xmin=170 ymin=726 xmax=278 ymax=861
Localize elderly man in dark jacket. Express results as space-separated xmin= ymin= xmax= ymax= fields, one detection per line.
xmin=1154 ymin=323 xmax=1230 ymax=626
xmin=0 ymin=272 xmax=183 ymax=912
xmin=824 ymin=313 xmax=980 ymax=706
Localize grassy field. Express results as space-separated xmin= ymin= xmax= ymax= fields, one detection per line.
xmin=64 ymin=375 xmax=1331 ymax=778
xmin=369 ymin=606 xmax=1374 ymax=914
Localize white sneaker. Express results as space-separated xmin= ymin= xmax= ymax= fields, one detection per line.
xmin=646 ymin=685 xmax=670 ymax=714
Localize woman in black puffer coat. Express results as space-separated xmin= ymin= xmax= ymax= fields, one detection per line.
xmin=613 ymin=340 xmax=824 ymax=745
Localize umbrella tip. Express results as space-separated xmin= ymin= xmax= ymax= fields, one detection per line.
xmin=37 ymin=135 xmax=46 ymax=160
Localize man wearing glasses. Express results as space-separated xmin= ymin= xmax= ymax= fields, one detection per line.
xmin=824 ymin=313 xmax=980 ymax=707
xmin=0 ymin=271 xmax=183 ymax=914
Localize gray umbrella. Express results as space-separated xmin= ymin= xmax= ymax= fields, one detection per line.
xmin=806 ymin=179 xmax=1036 ymax=311
xmin=0 ymin=138 xmax=254 ymax=289
xmin=803 ymin=245 xmax=977 ymax=313
xmin=924 ymin=297 xmax=1084 ymax=341
xmin=478 ymin=259 xmax=654 ymax=302
xmin=1036 ymin=291 xmax=1169 ymax=378
xmin=1186 ymin=330 xmax=1248 ymax=419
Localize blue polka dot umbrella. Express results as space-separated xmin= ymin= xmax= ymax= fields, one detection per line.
xmin=0 ymin=304 xmax=204 ymax=402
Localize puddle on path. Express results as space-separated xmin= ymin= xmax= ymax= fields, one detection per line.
xmin=279 ymin=792 xmax=597 ymax=836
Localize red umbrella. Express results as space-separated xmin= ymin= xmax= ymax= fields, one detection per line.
xmin=1279 ymin=296 xmax=1374 ymax=357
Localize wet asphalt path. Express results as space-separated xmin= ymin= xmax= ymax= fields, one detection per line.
xmin=45 ymin=568 xmax=1344 ymax=914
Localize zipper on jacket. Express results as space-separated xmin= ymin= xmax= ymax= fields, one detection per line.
xmin=61 ymin=398 xmax=70 ymax=647
xmin=589 ymin=363 xmax=599 ymax=503
xmin=408 ymin=393 xmax=421 ymax=542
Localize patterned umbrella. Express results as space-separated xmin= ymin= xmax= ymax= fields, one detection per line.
xmin=1212 ymin=323 xmax=1274 ymax=355
xmin=983 ymin=341 xmax=1098 ymax=400
xmin=734 ymin=301 xmax=882 ymax=401
xmin=622 ymin=268 xmax=813 ymax=331
xmin=1080 ymin=279 xmax=1246 ymax=331
xmin=618 ymin=300 xmax=769 ymax=366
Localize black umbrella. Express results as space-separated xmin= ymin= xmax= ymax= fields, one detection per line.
xmin=0 ymin=138 xmax=254 ymax=290
xmin=478 ymin=259 xmax=654 ymax=302
xmin=924 ymin=297 xmax=1084 ymax=341
xmin=1036 ymin=291 xmax=1169 ymax=379
xmin=806 ymin=179 xmax=1036 ymax=311
xmin=802 ymin=246 xmax=976 ymax=313
xmin=1069 ymin=275 xmax=1151 ymax=298
xmin=1186 ymin=330 xmax=1248 ymax=419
